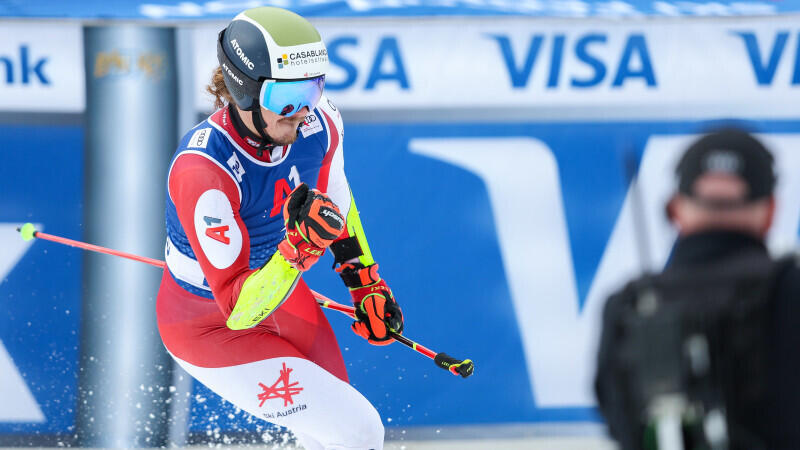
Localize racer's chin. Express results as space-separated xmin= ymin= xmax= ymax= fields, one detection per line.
xmin=268 ymin=121 xmax=302 ymax=145
xmin=263 ymin=108 xmax=308 ymax=145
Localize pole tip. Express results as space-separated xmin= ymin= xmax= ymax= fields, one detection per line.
xmin=18 ymin=223 xmax=37 ymax=241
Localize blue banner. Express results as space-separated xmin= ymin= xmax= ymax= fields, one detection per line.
xmin=4 ymin=119 xmax=800 ymax=436
xmin=186 ymin=118 xmax=800 ymax=433
xmin=0 ymin=124 xmax=84 ymax=434
xmin=0 ymin=0 xmax=792 ymax=20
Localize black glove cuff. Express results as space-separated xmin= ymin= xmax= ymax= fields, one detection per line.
xmin=329 ymin=236 xmax=363 ymax=267
xmin=338 ymin=263 xmax=380 ymax=288
xmin=284 ymin=183 xmax=310 ymax=228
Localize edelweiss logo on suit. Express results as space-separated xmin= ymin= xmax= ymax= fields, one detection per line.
xmin=257 ymin=362 xmax=308 ymax=419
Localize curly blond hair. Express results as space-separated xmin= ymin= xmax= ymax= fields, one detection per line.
xmin=206 ymin=66 xmax=233 ymax=110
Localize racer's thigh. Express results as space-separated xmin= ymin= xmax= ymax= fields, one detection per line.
xmin=171 ymin=352 xmax=383 ymax=449
xmin=157 ymin=271 xmax=383 ymax=448
xmin=157 ymin=270 xmax=346 ymax=379
xmin=258 ymin=278 xmax=349 ymax=382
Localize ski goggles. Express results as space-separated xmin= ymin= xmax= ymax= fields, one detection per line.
xmin=259 ymin=75 xmax=325 ymax=116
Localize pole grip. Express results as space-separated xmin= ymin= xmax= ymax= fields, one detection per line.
xmin=434 ymin=352 xmax=475 ymax=378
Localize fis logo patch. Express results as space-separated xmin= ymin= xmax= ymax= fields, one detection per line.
xmin=188 ymin=127 xmax=211 ymax=149
xmin=226 ymin=153 xmax=245 ymax=182
xmin=300 ymin=113 xmax=323 ymax=138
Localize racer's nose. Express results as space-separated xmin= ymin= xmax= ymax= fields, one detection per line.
xmin=290 ymin=106 xmax=310 ymax=119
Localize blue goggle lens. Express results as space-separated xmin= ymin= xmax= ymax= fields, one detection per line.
xmin=259 ymin=76 xmax=325 ymax=116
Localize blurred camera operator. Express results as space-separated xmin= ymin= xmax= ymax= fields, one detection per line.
xmin=595 ymin=128 xmax=800 ymax=450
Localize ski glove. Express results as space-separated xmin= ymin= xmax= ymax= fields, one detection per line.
xmin=277 ymin=183 xmax=345 ymax=272
xmin=337 ymin=263 xmax=403 ymax=345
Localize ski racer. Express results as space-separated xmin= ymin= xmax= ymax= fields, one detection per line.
xmin=156 ymin=7 xmax=403 ymax=449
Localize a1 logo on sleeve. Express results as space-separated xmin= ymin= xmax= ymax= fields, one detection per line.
xmin=203 ymin=216 xmax=229 ymax=244
xmin=194 ymin=189 xmax=243 ymax=269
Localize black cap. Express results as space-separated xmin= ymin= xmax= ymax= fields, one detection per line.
xmin=676 ymin=128 xmax=776 ymax=205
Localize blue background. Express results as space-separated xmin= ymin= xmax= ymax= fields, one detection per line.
xmin=0 ymin=124 xmax=84 ymax=434
xmin=4 ymin=119 xmax=800 ymax=435
xmin=184 ymin=118 xmax=800 ymax=432
xmin=2 ymin=0 xmax=800 ymax=440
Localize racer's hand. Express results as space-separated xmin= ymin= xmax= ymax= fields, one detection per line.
xmin=337 ymin=263 xmax=403 ymax=345
xmin=277 ymin=183 xmax=344 ymax=271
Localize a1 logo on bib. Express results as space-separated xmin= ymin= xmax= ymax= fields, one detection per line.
xmin=194 ymin=189 xmax=242 ymax=269
xmin=300 ymin=113 xmax=323 ymax=138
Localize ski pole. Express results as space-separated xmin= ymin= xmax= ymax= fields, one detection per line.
xmin=17 ymin=223 xmax=167 ymax=269
xmin=17 ymin=223 xmax=474 ymax=378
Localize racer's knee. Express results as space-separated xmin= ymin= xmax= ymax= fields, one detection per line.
xmin=317 ymin=402 xmax=382 ymax=449
xmin=346 ymin=404 xmax=384 ymax=449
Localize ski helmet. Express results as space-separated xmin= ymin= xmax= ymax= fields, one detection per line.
xmin=217 ymin=6 xmax=329 ymax=114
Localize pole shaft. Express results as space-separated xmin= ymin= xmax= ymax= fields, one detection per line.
xmin=30 ymin=228 xmax=445 ymax=363
xmin=35 ymin=231 xmax=166 ymax=269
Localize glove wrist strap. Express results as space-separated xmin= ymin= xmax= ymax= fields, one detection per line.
xmin=338 ymin=263 xmax=380 ymax=288
xmin=330 ymin=236 xmax=362 ymax=266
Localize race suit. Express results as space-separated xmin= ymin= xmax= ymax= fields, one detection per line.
xmin=156 ymin=96 xmax=384 ymax=450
